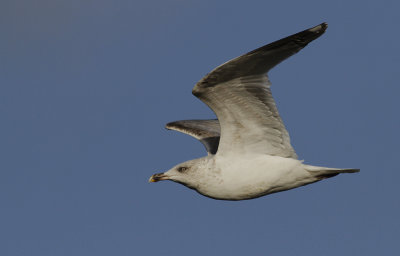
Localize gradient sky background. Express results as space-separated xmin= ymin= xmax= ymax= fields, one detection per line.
xmin=1 ymin=0 xmax=399 ymax=255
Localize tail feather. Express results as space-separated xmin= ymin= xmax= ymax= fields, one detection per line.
xmin=304 ymin=165 xmax=360 ymax=180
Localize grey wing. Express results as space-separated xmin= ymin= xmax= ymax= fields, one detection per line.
xmin=192 ymin=23 xmax=328 ymax=158
xmin=166 ymin=119 xmax=220 ymax=155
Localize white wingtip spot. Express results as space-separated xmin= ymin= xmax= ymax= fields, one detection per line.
xmin=309 ymin=22 xmax=328 ymax=33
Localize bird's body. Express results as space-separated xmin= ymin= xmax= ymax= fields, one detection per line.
xmin=149 ymin=23 xmax=359 ymax=200
xmin=163 ymin=154 xmax=356 ymax=200
xmin=187 ymin=155 xmax=311 ymax=200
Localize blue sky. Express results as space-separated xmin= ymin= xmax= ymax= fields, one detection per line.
xmin=1 ymin=0 xmax=399 ymax=255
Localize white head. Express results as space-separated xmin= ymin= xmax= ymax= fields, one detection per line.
xmin=149 ymin=157 xmax=209 ymax=190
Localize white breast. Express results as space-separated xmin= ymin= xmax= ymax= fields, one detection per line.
xmin=196 ymin=154 xmax=315 ymax=200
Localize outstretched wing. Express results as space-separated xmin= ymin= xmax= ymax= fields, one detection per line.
xmin=192 ymin=23 xmax=328 ymax=158
xmin=166 ymin=119 xmax=220 ymax=155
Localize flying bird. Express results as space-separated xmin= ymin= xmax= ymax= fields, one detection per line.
xmin=149 ymin=23 xmax=359 ymax=200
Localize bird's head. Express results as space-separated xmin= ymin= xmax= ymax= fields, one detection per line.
xmin=149 ymin=158 xmax=207 ymax=189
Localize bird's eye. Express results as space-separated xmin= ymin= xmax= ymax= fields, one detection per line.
xmin=177 ymin=166 xmax=188 ymax=172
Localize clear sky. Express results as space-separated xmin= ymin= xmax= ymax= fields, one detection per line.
xmin=1 ymin=0 xmax=399 ymax=255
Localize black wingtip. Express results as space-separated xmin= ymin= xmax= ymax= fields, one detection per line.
xmin=165 ymin=121 xmax=181 ymax=130
xmin=294 ymin=22 xmax=328 ymax=44
xmin=193 ymin=22 xmax=329 ymax=90
xmin=309 ymin=22 xmax=328 ymax=34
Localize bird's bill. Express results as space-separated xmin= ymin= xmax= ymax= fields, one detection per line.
xmin=149 ymin=173 xmax=169 ymax=182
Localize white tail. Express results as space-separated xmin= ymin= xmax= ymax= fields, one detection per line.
xmin=304 ymin=165 xmax=360 ymax=179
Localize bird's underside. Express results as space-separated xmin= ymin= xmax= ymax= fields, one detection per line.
xmin=149 ymin=22 xmax=360 ymax=200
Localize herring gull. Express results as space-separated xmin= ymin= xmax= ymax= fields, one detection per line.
xmin=149 ymin=22 xmax=359 ymax=200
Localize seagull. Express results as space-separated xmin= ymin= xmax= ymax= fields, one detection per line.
xmin=149 ymin=23 xmax=359 ymax=200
